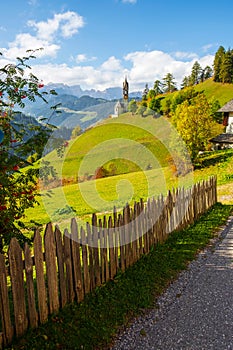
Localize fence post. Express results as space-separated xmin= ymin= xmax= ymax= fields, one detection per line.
xmin=92 ymin=214 xmax=101 ymax=287
xmin=109 ymin=216 xmax=116 ymax=279
xmin=63 ymin=229 xmax=75 ymax=303
xmin=0 ymin=254 xmax=13 ymax=346
xmin=44 ymin=223 xmax=59 ymax=314
xmin=71 ymin=218 xmax=84 ymax=302
xmin=24 ymin=243 xmax=38 ymax=329
xmin=54 ymin=226 xmax=67 ymax=308
xmin=8 ymin=238 xmax=28 ymax=337
xmin=34 ymin=229 xmax=48 ymax=324
xmin=81 ymin=226 xmax=90 ymax=295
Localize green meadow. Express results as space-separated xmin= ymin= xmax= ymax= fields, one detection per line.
xmin=24 ymin=147 xmax=233 ymax=231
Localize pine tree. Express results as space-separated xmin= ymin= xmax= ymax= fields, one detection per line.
xmin=142 ymin=83 xmax=149 ymax=100
xmin=181 ymin=76 xmax=191 ymax=89
xmin=153 ymin=80 xmax=163 ymax=95
xmin=190 ymin=61 xmax=202 ymax=85
xmin=219 ymin=49 xmax=233 ymax=83
xmin=162 ymin=73 xmax=177 ymax=93
xmin=202 ymin=66 xmax=213 ymax=81
xmin=213 ymin=46 xmax=225 ymax=82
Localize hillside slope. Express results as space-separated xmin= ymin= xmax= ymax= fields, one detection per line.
xmin=43 ymin=113 xmax=177 ymax=184
xmin=194 ymin=78 xmax=233 ymax=105
xmin=160 ymin=78 xmax=233 ymax=109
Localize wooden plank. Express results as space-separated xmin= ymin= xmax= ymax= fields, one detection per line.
xmin=80 ymin=226 xmax=90 ymax=295
xmin=108 ymin=216 xmax=116 ymax=279
xmin=98 ymin=219 xmax=105 ymax=284
xmin=71 ymin=218 xmax=84 ymax=302
xmin=103 ymin=216 xmax=109 ymax=282
xmin=63 ymin=230 xmax=75 ymax=303
xmin=54 ymin=226 xmax=67 ymax=308
xmin=113 ymin=210 xmax=120 ymax=273
xmin=119 ymin=214 xmax=125 ymax=272
xmin=151 ymin=198 xmax=157 ymax=247
xmin=24 ymin=243 xmax=38 ymax=329
xmin=132 ymin=202 xmax=138 ymax=262
xmin=34 ymin=229 xmax=48 ymax=323
xmin=92 ymin=214 xmax=101 ymax=286
xmin=114 ymin=216 xmax=120 ymax=272
xmin=8 ymin=238 xmax=28 ymax=337
xmin=87 ymin=222 xmax=95 ymax=290
xmin=134 ymin=202 xmax=141 ymax=260
xmin=123 ymin=204 xmax=130 ymax=269
xmin=44 ymin=223 xmax=59 ymax=314
xmin=0 ymin=254 xmax=13 ymax=346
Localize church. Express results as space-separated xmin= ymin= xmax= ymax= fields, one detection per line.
xmin=112 ymin=77 xmax=129 ymax=117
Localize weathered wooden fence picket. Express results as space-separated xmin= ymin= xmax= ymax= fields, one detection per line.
xmin=0 ymin=176 xmax=217 ymax=348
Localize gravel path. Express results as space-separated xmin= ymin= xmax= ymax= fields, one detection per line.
xmin=111 ymin=216 xmax=233 ymax=350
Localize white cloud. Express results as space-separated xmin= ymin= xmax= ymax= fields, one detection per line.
xmin=202 ymin=43 xmax=216 ymax=52
xmin=124 ymin=50 xmax=214 ymax=90
xmin=0 ymin=33 xmax=60 ymax=61
xmin=76 ymin=54 xmax=87 ymax=63
xmin=0 ymin=26 xmax=6 ymax=32
xmin=28 ymin=11 xmax=85 ymax=41
xmin=75 ymin=54 xmax=97 ymax=63
xmin=174 ymin=51 xmax=198 ymax=60
xmin=101 ymin=56 xmax=123 ymax=71
xmin=0 ymin=11 xmax=85 ymax=61
xmin=122 ymin=0 xmax=137 ymax=4
xmin=31 ymin=58 xmax=126 ymax=90
xmin=28 ymin=0 xmax=38 ymax=5
xmin=27 ymin=50 xmax=214 ymax=92
xmin=199 ymin=54 xmax=214 ymax=68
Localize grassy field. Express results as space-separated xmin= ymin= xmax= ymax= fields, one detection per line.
xmin=23 ymin=148 xmax=233 ymax=233
xmin=193 ymin=78 xmax=233 ymax=105
xmin=160 ymin=78 xmax=233 ymax=109
xmin=44 ymin=114 xmax=172 ymax=181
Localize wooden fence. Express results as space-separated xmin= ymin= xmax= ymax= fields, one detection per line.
xmin=0 ymin=176 xmax=217 ymax=348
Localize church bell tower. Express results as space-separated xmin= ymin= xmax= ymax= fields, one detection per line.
xmin=123 ymin=76 xmax=129 ymax=101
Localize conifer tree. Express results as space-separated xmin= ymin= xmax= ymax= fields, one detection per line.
xmin=162 ymin=73 xmax=177 ymax=93
xmin=213 ymin=46 xmax=226 ymax=82
xmin=153 ymin=80 xmax=163 ymax=95
xmin=181 ymin=76 xmax=190 ymax=89
xmin=219 ymin=49 xmax=233 ymax=83
xmin=190 ymin=61 xmax=202 ymax=85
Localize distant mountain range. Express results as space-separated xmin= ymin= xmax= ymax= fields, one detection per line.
xmin=21 ymin=94 xmax=116 ymax=131
xmin=17 ymin=83 xmax=141 ymax=133
xmin=44 ymin=83 xmax=142 ymax=100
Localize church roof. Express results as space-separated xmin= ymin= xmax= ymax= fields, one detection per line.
xmin=210 ymin=133 xmax=233 ymax=144
xmin=115 ymin=101 xmax=125 ymax=107
xmin=218 ymin=99 xmax=233 ymax=112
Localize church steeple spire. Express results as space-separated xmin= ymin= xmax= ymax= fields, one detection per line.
xmin=123 ymin=76 xmax=129 ymax=101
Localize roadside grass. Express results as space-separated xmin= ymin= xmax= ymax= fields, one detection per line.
xmin=7 ymin=202 xmax=233 ymax=350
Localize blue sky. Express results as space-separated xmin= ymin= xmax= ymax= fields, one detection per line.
xmin=0 ymin=0 xmax=233 ymax=91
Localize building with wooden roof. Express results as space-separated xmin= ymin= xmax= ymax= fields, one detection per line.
xmin=210 ymin=98 xmax=233 ymax=146
xmin=218 ymin=98 xmax=233 ymax=133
